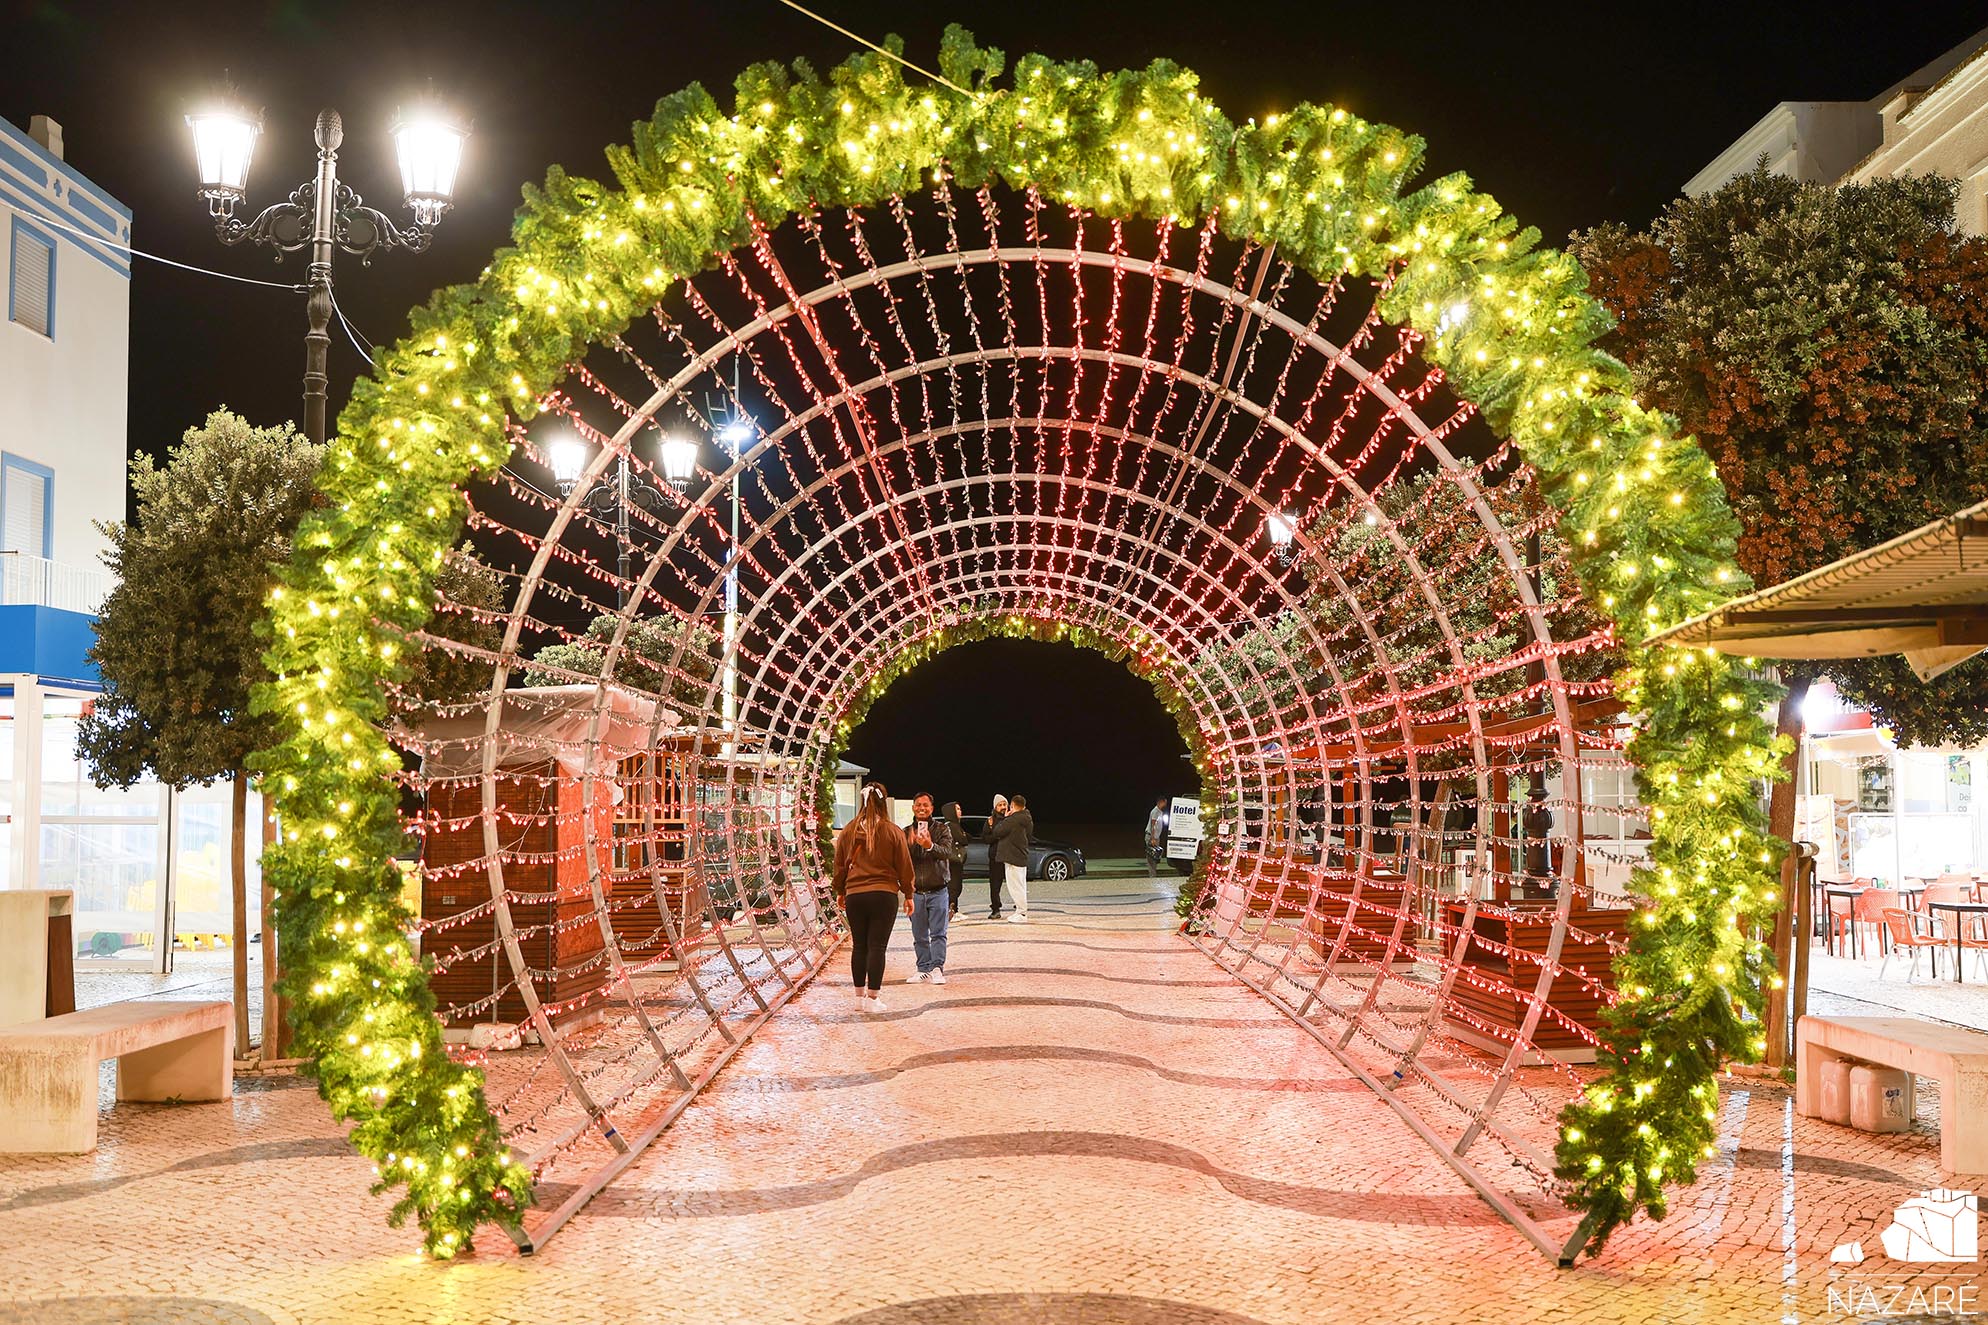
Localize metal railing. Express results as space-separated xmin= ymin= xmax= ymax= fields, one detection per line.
xmin=0 ymin=551 xmax=113 ymax=614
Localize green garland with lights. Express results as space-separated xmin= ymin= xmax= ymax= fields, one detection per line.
xmin=252 ymin=25 xmax=1781 ymax=1256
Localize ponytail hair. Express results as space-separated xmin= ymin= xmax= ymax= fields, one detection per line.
xmin=848 ymin=781 xmax=891 ymax=850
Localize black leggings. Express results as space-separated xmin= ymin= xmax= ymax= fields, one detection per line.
xmin=845 ymin=891 xmax=900 ymax=991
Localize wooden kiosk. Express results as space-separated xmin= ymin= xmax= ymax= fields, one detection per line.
xmin=416 ymin=686 xmax=676 ymax=1030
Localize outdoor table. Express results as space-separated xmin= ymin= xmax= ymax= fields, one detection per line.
xmin=1924 ymin=900 xmax=1988 ymax=984
xmin=1824 ymin=886 xmax=1866 ymax=959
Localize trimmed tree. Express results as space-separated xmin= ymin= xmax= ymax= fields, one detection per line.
xmin=382 ymin=545 xmax=508 ymax=715
xmin=79 ymin=409 xmax=323 ymax=1051
xmin=1573 ymin=168 xmax=1988 ymax=1060
xmin=522 ymin=611 xmax=721 ymax=710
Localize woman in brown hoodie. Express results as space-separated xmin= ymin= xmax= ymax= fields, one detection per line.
xmin=833 ymin=782 xmax=915 ymax=1012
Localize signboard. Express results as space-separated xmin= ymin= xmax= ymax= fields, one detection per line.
xmin=1166 ymin=796 xmax=1202 ymax=862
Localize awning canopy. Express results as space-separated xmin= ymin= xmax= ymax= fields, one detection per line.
xmin=1647 ymin=499 xmax=1988 ymax=681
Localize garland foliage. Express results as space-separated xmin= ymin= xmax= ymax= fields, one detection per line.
xmin=253 ymin=26 xmax=1778 ymax=1255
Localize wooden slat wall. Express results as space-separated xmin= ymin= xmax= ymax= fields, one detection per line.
xmin=421 ymin=766 xmax=609 ymax=1028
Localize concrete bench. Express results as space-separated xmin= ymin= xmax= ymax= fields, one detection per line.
xmin=0 ymin=999 xmax=233 ymax=1153
xmin=1797 ymin=1015 xmax=1988 ymax=1178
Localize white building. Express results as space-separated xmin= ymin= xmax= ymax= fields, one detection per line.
xmin=1 ymin=113 xmax=256 ymax=971
xmin=1 ymin=113 xmax=129 ymax=577
xmin=1687 ymin=28 xmax=1988 ymax=233
xmin=1684 ymin=32 xmax=1988 ymax=883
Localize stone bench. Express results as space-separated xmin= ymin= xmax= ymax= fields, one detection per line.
xmin=1796 ymin=1015 xmax=1988 ymax=1178
xmin=0 ymin=999 xmax=233 ymax=1153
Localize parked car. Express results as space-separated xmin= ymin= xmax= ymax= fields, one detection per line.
xmin=957 ymin=815 xmax=1088 ymax=881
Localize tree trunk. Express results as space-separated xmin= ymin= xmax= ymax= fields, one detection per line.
xmin=1764 ymin=676 xmax=1809 ymax=1068
xmin=260 ymin=800 xmax=287 ymax=1058
xmin=231 ymin=769 xmax=250 ymax=1058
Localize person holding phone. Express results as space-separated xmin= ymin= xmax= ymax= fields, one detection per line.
xmin=987 ymin=794 xmax=1035 ymax=923
xmin=981 ymin=793 xmax=1010 ymax=920
xmin=904 ymin=792 xmax=956 ymax=984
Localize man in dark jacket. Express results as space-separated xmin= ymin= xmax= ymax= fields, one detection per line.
xmin=987 ymin=794 xmax=1035 ymax=923
xmin=905 ymin=793 xmax=956 ymax=982
xmin=981 ymin=793 xmax=1009 ymax=920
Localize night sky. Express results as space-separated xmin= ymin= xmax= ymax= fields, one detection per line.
xmin=8 ymin=0 xmax=1987 ymax=824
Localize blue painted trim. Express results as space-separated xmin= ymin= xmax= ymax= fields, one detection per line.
xmin=63 ymin=189 xmax=113 ymax=234
xmin=0 ymin=117 xmax=132 ymax=221
xmin=7 ymin=217 xmax=56 ymax=338
xmin=0 ymin=138 xmax=47 ymax=187
xmin=0 ymin=153 xmax=123 ymax=247
xmin=0 ymin=182 xmax=128 ymax=280
xmin=0 ymin=679 xmax=103 ymax=696
xmin=1 ymin=452 xmax=56 ymax=556
xmin=0 ymin=607 xmax=98 ymax=687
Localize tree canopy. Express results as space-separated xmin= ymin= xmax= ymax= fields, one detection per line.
xmin=383 ymin=545 xmax=507 ymax=715
xmin=522 ymin=610 xmax=721 ymax=711
xmin=1573 ymin=169 xmax=1988 ymax=745
xmin=80 ymin=409 xmax=324 ymax=787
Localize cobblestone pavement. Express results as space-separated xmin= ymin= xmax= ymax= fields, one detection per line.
xmin=1 ymin=877 xmax=1979 ymax=1323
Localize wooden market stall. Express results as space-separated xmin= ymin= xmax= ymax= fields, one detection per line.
xmin=1439 ymin=900 xmax=1631 ymax=1063
xmin=416 ymin=686 xmax=674 ymax=1029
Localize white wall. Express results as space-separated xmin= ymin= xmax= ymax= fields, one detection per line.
xmin=1685 ymin=102 xmax=1880 ymax=197
xmin=1847 ymin=55 xmax=1988 ymax=234
xmin=0 ymin=116 xmax=131 ymax=571
xmin=1685 ymin=29 xmax=1988 ymax=236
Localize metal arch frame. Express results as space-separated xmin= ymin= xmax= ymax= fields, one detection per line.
xmin=459 ymin=211 xmax=1609 ymax=1259
xmin=633 ymin=332 xmax=1520 ymax=919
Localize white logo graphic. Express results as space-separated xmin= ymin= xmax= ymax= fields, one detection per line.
xmin=1833 ymin=1188 xmax=1978 ymax=1264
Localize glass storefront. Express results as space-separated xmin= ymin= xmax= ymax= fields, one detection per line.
xmin=3 ymin=678 xmax=262 ymax=970
xmin=1810 ymin=731 xmax=1988 ymax=882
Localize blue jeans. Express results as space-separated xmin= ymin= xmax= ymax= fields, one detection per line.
xmin=911 ymin=889 xmax=950 ymax=972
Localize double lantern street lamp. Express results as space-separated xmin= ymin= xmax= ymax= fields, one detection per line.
xmin=547 ymin=430 xmax=690 ymax=611
xmin=187 ymin=95 xmax=469 ymax=445
xmin=547 ymin=416 xmax=753 ymax=739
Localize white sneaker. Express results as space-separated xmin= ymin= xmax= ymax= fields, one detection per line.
xmin=906 ymin=970 xmax=929 ymax=984
xmin=863 ymin=994 xmax=889 ymax=1014
xmin=930 ymin=968 xmax=947 ymax=985
xmin=1007 ymin=913 xmax=1029 ymax=924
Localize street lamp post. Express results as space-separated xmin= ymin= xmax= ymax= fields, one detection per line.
xmin=549 ymin=432 xmax=685 ymax=611
xmin=184 ymin=93 xmax=464 ymax=1060
xmin=187 ymin=98 xmax=467 ymax=444
xmin=716 ymin=416 xmax=753 ymax=743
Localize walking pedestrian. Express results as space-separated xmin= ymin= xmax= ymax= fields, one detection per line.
xmin=1145 ymin=795 xmax=1170 ymax=880
xmin=905 ymin=793 xmax=956 ymax=985
xmin=988 ymin=793 xmax=1035 ymax=923
xmin=832 ymin=782 xmax=914 ymax=1012
xmin=981 ymin=793 xmax=1010 ymax=920
xmin=941 ymin=800 xmax=968 ymax=918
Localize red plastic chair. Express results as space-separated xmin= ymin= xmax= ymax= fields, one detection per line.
xmin=1878 ymin=908 xmax=1945 ymax=982
xmin=1854 ymin=889 xmax=1900 ymax=956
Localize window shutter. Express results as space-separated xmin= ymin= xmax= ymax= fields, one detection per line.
xmin=3 ymin=466 xmax=47 ymax=555
xmin=10 ymin=230 xmax=52 ymax=337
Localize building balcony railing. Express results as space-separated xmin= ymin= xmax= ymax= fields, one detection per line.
xmin=0 ymin=551 xmax=114 ymax=615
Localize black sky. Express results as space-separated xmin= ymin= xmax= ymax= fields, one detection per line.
xmin=7 ymin=0 xmax=1987 ymax=820
xmin=843 ymin=638 xmax=1191 ymax=832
